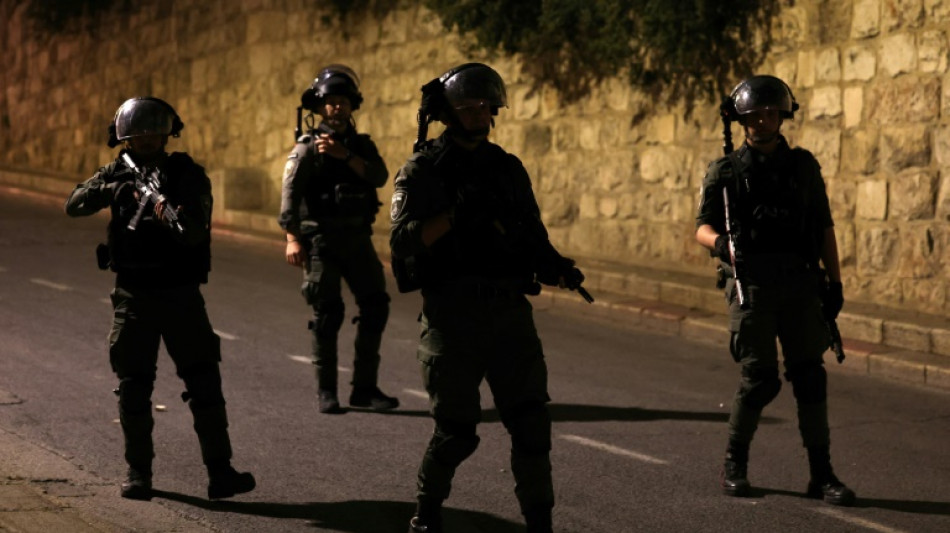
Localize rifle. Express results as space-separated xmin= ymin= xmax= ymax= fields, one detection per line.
xmin=294 ymin=107 xmax=342 ymax=143
xmin=120 ymin=152 xmax=183 ymax=234
xmin=722 ymin=187 xmax=748 ymax=309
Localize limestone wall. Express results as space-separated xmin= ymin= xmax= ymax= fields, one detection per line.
xmin=1 ymin=0 xmax=948 ymax=315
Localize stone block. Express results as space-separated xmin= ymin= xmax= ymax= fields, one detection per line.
xmin=808 ymin=86 xmax=842 ymax=119
xmin=842 ymin=86 xmax=865 ymax=129
xmin=918 ymin=29 xmax=948 ymax=73
xmin=856 ymin=180 xmax=887 ymax=220
xmin=883 ymin=321 xmax=932 ymax=351
xmin=869 ymin=76 xmax=941 ymax=124
xmin=797 ymin=49 xmax=817 ymax=88
xmin=798 ymin=126 xmax=840 ymax=177
xmin=838 ymin=312 xmax=884 ymax=343
xmin=937 ymin=176 xmax=950 ymax=221
xmin=883 ymin=0 xmax=926 ymax=31
xmin=890 ymin=170 xmax=937 ymax=220
xmin=881 ymin=127 xmax=931 ymax=173
xmin=815 ymin=47 xmax=842 ymax=81
xmin=926 ymin=364 xmax=950 ymax=390
xmin=869 ymin=352 xmax=926 ymax=385
xmin=851 ymin=0 xmax=882 ymax=38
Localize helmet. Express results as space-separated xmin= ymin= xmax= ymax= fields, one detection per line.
xmin=728 ymin=75 xmax=798 ymax=119
xmin=109 ymin=97 xmax=183 ymax=146
xmin=439 ymin=63 xmax=508 ymax=111
xmin=301 ymin=64 xmax=363 ymax=111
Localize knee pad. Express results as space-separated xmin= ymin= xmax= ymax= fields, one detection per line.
xmin=354 ymin=292 xmax=390 ymax=331
xmin=179 ymin=363 xmax=225 ymax=409
xmin=739 ymin=366 xmax=782 ymax=410
xmin=786 ymin=361 xmax=827 ymax=405
xmin=429 ymin=418 xmax=480 ymax=468
xmin=503 ymin=401 xmax=552 ymax=455
xmin=309 ymin=298 xmax=345 ymax=337
xmin=118 ymin=375 xmax=154 ymax=415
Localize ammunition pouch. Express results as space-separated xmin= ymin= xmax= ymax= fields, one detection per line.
xmin=334 ymin=183 xmax=379 ymax=216
xmin=391 ymin=253 xmax=426 ymax=293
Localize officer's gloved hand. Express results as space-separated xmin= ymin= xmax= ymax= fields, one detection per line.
xmin=537 ymin=256 xmax=579 ymax=287
xmin=560 ymin=261 xmax=585 ymax=290
xmin=823 ymin=281 xmax=844 ymax=320
xmin=714 ymin=234 xmax=732 ymax=263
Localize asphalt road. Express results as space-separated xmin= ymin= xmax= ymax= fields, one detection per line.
xmin=1 ymin=189 xmax=948 ymax=533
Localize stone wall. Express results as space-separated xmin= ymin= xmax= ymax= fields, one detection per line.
xmin=1 ymin=0 xmax=948 ymax=315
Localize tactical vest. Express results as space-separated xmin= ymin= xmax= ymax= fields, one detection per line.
xmin=300 ymin=134 xmax=380 ymax=223
xmin=720 ymin=146 xmax=823 ymax=263
xmin=105 ymin=152 xmax=211 ymax=287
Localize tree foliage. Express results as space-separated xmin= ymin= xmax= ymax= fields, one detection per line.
xmin=25 ymin=0 xmax=784 ymax=114
xmin=422 ymin=0 xmax=783 ymax=114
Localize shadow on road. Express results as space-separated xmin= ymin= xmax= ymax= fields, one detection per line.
xmin=350 ymin=403 xmax=782 ymax=425
xmin=152 ymin=491 xmax=523 ymax=532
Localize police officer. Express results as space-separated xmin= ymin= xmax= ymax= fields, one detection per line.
xmin=279 ymin=64 xmax=398 ymax=414
xmin=391 ymin=63 xmax=584 ymax=533
xmin=695 ymin=75 xmax=854 ymax=506
xmin=65 ymin=97 xmax=255 ymax=500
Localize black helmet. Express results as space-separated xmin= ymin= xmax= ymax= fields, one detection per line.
xmin=439 ymin=63 xmax=507 ymax=111
xmin=301 ymin=64 xmax=363 ymax=111
xmin=728 ymin=75 xmax=799 ymax=119
xmin=108 ymin=97 xmax=183 ymax=148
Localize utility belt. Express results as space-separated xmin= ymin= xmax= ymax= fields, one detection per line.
xmin=426 ymin=277 xmax=530 ymax=301
xmin=719 ymin=253 xmax=815 ymax=286
xmin=310 ymin=183 xmax=379 ymax=217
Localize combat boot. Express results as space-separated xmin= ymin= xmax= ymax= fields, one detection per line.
xmin=806 ymin=446 xmax=856 ymax=506
xmin=207 ymin=463 xmax=256 ymax=500
xmin=318 ymin=389 xmax=344 ymax=414
xmin=720 ymin=441 xmax=751 ymax=497
xmin=120 ymin=465 xmax=152 ymax=500
xmin=409 ymin=498 xmax=442 ymax=532
xmin=350 ymin=386 xmax=399 ymax=410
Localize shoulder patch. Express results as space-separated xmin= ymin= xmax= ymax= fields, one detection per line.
xmin=390 ymin=189 xmax=407 ymax=222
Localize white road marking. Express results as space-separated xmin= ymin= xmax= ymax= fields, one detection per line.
xmin=403 ymin=388 xmax=429 ymax=400
xmin=813 ymin=508 xmax=909 ymax=533
xmin=30 ymin=278 xmax=71 ymax=291
xmin=558 ymin=434 xmax=669 ymax=465
xmin=214 ymin=329 xmax=238 ymax=341
xmin=285 ymin=355 xmax=350 ymax=372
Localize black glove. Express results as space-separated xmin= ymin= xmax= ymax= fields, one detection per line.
xmin=823 ymin=281 xmax=844 ymax=320
xmin=713 ymin=234 xmax=732 ymax=263
xmin=537 ymin=256 xmax=579 ymax=287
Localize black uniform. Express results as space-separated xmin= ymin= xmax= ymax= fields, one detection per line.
xmin=391 ymin=133 xmax=557 ymax=524
xmin=697 ymin=135 xmax=853 ymax=504
xmin=278 ymin=126 xmax=391 ymax=396
xmin=65 ymin=149 xmax=252 ymax=498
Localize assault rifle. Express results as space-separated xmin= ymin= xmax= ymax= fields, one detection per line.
xmin=294 ymin=107 xmax=341 ymax=142
xmin=120 ymin=152 xmax=183 ymax=234
xmin=722 ymin=187 xmax=748 ymax=309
